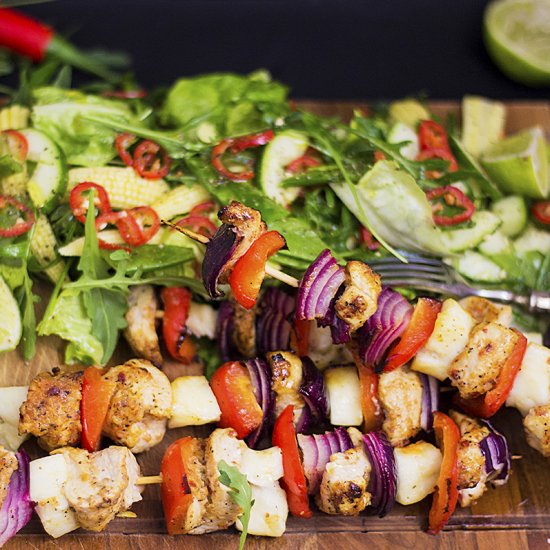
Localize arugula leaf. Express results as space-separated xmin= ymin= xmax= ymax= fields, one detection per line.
xmin=218 ymin=460 xmax=254 ymax=550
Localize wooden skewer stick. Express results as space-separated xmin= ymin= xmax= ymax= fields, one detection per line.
xmin=136 ymin=475 xmax=163 ymax=485
xmin=512 ymin=455 xmax=522 ymax=460
xmin=162 ymin=220 xmax=300 ymax=288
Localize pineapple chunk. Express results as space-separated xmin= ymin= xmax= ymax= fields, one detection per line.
xmin=0 ymin=386 xmax=29 ymax=451
xmin=30 ymin=454 xmax=79 ymax=538
xmin=394 ymin=441 xmax=442 ymax=505
xmin=324 ymin=366 xmax=363 ymax=426
xmin=168 ymin=376 xmax=221 ymax=428
xmin=506 ymin=343 xmax=550 ymax=416
xmin=411 ymin=299 xmax=474 ymax=381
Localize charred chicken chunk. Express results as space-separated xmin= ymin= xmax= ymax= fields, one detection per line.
xmin=266 ymin=351 xmax=305 ymax=420
xmin=0 ymin=445 xmax=17 ymax=508
xmin=449 ymin=322 xmax=519 ymax=400
xmin=459 ymin=296 xmax=512 ymax=327
xmin=230 ymin=297 xmax=257 ymax=358
xmin=378 ymin=366 xmax=423 ymax=447
xmin=123 ymin=285 xmax=162 ymax=366
xmin=335 ymin=261 xmax=382 ymax=332
xmin=524 ymin=405 xmax=550 ymax=457
xmin=102 ymin=359 xmax=171 ymax=453
xmin=19 ymin=370 xmax=83 ymax=451
xmin=53 ymin=446 xmax=142 ymax=532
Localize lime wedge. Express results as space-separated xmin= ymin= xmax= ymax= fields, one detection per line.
xmin=484 ymin=0 xmax=550 ymax=86
xmin=0 ymin=275 xmax=21 ymax=353
xmin=481 ymin=126 xmax=549 ymax=198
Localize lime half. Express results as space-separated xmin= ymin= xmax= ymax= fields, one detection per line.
xmin=0 ymin=275 xmax=21 ymax=353
xmin=481 ymin=126 xmax=549 ymax=198
xmin=484 ymin=0 xmax=550 ymax=86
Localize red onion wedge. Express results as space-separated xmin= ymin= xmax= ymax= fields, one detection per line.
xmin=256 ymin=287 xmax=295 ymax=355
xmin=202 ymin=224 xmax=238 ymax=298
xmin=245 ymin=358 xmax=275 ymax=449
xmin=0 ymin=451 xmax=33 ymax=547
xmin=479 ymin=420 xmax=511 ymax=485
xmin=216 ymin=301 xmax=237 ymax=361
xmin=419 ymin=373 xmax=439 ymax=432
xmin=296 ymin=250 xmax=346 ymax=323
xmin=296 ymin=357 xmax=329 ymax=434
xmin=297 ymin=427 xmax=353 ymax=495
xmin=362 ymin=431 xmax=397 ymax=518
xmin=318 ymin=286 xmax=351 ymax=344
xmin=359 ymin=288 xmax=413 ymax=372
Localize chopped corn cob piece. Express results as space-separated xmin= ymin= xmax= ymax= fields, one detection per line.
xmin=0 ymin=105 xmax=30 ymax=131
xmin=1 ymin=169 xmax=28 ymax=196
xmin=67 ymin=166 xmax=170 ymax=209
xmin=31 ymin=214 xmax=66 ymax=284
xmin=151 ymin=183 xmax=210 ymax=221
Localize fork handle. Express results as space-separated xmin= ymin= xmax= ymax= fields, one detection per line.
xmin=471 ymin=288 xmax=550 ymax=313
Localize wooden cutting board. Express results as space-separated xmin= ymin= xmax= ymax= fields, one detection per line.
xmin=3 ymin=101 xmax=550 ymax=549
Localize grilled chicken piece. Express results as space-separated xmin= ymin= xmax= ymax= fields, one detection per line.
xmin=316 ymin=443 xmax=372 ymax=516
xmin=123 ymin=285 xmax=162 ymax=366
xmin=192 ymin=428 xmax=244 ymax=534
xmin=102 ymin=359 xmax=171 ymax=453
xmin=0 ymin=445 xmax=17 ymax=508
xmin=449 ymin=411 xmax=490 ymax=507
xmin=266 ymin=351 xmax=305 ymax=420
xmin=335 ymin=261 xmax=382 ymax=332
xmin=449 ymin=322 xmax=519 ymax=400
xmin=459 ymin=296 xmax=512 ymax=327
xmin=230 ymin=297 xmax=257 ymax=357
xmin=19 ymin=370 xmax=83 ymax=451
xmin=378 ymin=366 xmax=423 ymax=447
xmin=218 ymin=201 xmax=266 ymax=281
xmin=524 ymin=405 xmax=550 ymax=457
xmin=53 ymin=446 xmax=142 ymax=532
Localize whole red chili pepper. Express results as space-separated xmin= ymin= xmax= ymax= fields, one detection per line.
xmin=0 ymin=8 xmax=118 ymax=82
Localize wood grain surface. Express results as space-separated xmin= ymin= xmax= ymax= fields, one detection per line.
xmin=2 ymin=101 xmax=549 ymax=549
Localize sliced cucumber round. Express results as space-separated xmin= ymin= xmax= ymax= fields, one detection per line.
xmin=19 ymin=128 xmax=66 ymax=212
xmin=490 ymin=195 xmax=528 ymax=238
xmin=441 ymin=210 xmax=501 ymax=252
xmin=387 ymin=122 xmax=419 ymax=160
xmin=478 ymin=230 xmax=513 ymax=256
xmin=449 ymin=251 xmax=507 ymax=283
xmin=514 ymin=224 xmax=550 ymax=255
xmin=259 ymin=130 xmax=309 ymax=207
xmin=0 ymin=275 xmax=22 ymax=352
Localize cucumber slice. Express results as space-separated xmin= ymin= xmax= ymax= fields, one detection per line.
xmin=449 ymin=251 xmax=507 ymax=282
xmin=490 ymin=195 xmax=528 ymax=237
xmin=478 ymin=230 xmax=513 ymax=255
xmin=387 ymin=122 xmax=419 ymax=160
xmin=19 ymin=128 xmax=66 ymax=212
xmin=514 ymin=224 xmax=550 ymax=254
xmin=259 ymin=130 xmax=309 ymax=207
xmin=0 ymin=275 xmax=22 ymax=352
xmin=441 ymin=210 xmax=501 ymax=252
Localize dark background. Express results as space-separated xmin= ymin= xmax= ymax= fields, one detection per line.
xmin=21 ymin=0 xmax=550 ymax=100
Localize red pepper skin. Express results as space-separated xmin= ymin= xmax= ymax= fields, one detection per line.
xmin=229 ymin=230 xmax=286 ymax=309
xmin=357 ymin=361 xmax=384 ymax=432
xmin=286 ymin=149 xmax=321 ymax=173
xmin=418 ymin=120 xmax=451 ymax=152
xmin=0 ymin=196 xmax=35 ymax=237
xmin=426 ymin=185 xmax=475 ymax=226
xmin=384 ymin=297 xmax=442 ymax=372
xmin=161 ymin=287 xmax=194 ymax=363
xmin=454 ymin=330 xmax=528 ymax=418
xmin=0 ymin=8 xmax=53 ymax=62
xmin=272 ymin=405 xmax=313 ymax=518
xmin=133 ymin=140 xmax=171 ymax=179
xmin=428 ymin=412 xmax=460 ymax=535
xmin=532 ymin=201 xmax=550 ymax=225
xmin=115 ymin=133 xmax=137 ymax=167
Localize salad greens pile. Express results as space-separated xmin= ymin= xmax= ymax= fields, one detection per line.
xmin=0 ymin=49 xmax=549 ymax=365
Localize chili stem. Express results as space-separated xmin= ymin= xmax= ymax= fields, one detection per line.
xmin=161 ymin=219 xmax=300 ymax=287
xmin=136 ymin=475 xmax=163 ymax=485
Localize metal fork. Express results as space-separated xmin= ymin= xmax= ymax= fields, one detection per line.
xmin=367 ymin=254 xmax=550 ymax=313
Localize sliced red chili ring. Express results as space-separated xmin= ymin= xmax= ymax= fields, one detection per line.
xmin=532 ymin=201 xmax=550 ymax=225
xmin=417 ymin=148 xmax=458 ymax=179
xmin=189 ymin=200 xmax=217 ymax=216
xmin=115 ymin=133 xmax=137 ymax=167
xmin=133 ymin=140 xmax=171 ymax=179
xmin=418 ymin=120 xmax=450 ymax=152
xmin=2 ymin=130 xmax=28 ymax=163
xmin=95 ymin=210 xmax=125 ymax=231
xmin=118 ymin=206 xmax=160 ymax=246
xmin=286 ymin=148 xmax=322 ymax=174
xmin=360 ymin=226 xmax=380 ymax=251
xmin=70 ymin=182 xmax=112 ymax=224
xmin=229 ymin=129 xmax=274 ymax=154
xmin=176 ymin=214 xmax=217 ymax=238
xmin=0 ymin=195 xmax=35 ymax=237
xmin=102 ymin=89 xmax=147 ymax=100
xmin=426 ymin=185 xmax=475 ymax=226
xmin=373 ymin=150 xmax=386 ymax=163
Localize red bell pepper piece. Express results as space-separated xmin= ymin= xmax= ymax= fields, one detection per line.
xmin=454 ymin=330 xmax=528 ymax=418
xmin=356 ymin=361 xmax=384 ymax=432
xmin=384 ymin=298 xmax=442 ymax=372
xmin=291 ymin=318 xmax=312 ymax=357
xmin=425 ymin=185 xmax=475 ymax=226
xmin=532 ymin=201 xmax=550 ymax=225
xmin=161 ymin=287 xmax=195 ymax=363
xmin=272 ymin=405 xmax=313 ymax=518
xmin=80 ymin=367 xmax=116 ymax=453
xmin=0 ymin=196 xmax=35 ymax=238
xmin=428 ymin=412 xmax=460 ymax=535
xmin=229 ymin=230 xmax=286 ymax=310
xmin=210 ymin=361 xmax=263 ymax=439
xmin=161 ymin=437 xmax=196 ymax=535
